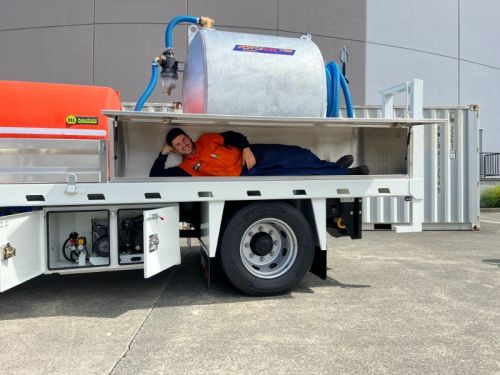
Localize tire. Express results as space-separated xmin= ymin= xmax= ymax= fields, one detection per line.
xmin=219 ymin=202 xmax=315 ymax=296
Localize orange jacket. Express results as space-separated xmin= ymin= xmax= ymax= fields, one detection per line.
xmin=179 ymin=133 xmax=243 ymax=176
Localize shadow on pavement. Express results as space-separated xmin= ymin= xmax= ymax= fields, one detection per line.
xmin=482 ymin=259 xmax=500 ymax=267
xmin=0 ymin=246 xmax=370 ymax=320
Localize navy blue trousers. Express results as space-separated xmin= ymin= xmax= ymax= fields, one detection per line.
xmin=241 ymin=144 xmax=346 ymax=176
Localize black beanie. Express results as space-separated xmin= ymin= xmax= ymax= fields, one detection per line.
xmin=166 ymin=127 xmax=188 ymax=146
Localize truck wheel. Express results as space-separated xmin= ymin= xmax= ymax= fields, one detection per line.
xmin=220 ymin=202 xmax=314 ymax=296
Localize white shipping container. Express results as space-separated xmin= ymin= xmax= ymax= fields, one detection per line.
xmin=351 ymin=106 xmax=480 ymax=230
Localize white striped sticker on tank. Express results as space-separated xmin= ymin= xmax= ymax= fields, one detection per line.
xmin=0 ymin=127 xmax=106 ymax=136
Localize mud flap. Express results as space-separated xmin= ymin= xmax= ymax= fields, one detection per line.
xmin=309 ymin=246 xmax=327 ymax=280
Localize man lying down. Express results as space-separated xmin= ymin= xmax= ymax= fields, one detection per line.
xmin=149 ymin=128 xmax=369 ymax=177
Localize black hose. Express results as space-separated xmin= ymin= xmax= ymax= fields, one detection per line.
xmin=62 ymin=238 xmax=75 ymax=262
xmin=62 ymin=232 xmax=79 ymax=263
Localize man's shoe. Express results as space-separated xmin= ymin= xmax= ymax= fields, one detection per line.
xmin=335 ymin=154 xmax=354 ymax=169
xmin=347 ymin=165 xmax=369 ymax=175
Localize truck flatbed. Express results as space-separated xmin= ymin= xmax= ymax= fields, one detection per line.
xmin=0 ymin=104 xmax=446 ymax=294
xmin=103 ymin=110 xmax=444 ymax=128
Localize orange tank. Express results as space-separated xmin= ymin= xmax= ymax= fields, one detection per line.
xmin=0 ymin=81 xmax=121 ymax=139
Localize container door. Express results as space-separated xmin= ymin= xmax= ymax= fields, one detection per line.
xmin=0 ymin=211 xmax=44 ymax=292
xmin=143 ymin=205 xmax=180 ymax=278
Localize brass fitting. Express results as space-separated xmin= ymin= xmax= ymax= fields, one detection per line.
xmin=199 ymin=16 xmax=215 ymax=29
xmin=335 ymin=217 xmax=346 ymax=229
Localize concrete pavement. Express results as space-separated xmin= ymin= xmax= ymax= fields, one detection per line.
xmin=1 ymin=212 xmax=499 ymax=374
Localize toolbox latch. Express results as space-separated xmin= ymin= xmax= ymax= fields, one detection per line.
xmin=65 ymin=173 xmax=86 ymax=195
xmin=1 ymin=243 xmax=16 ymax=260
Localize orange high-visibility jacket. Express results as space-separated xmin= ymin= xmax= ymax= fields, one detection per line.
xmin=179 ymin=133 xmax=243 ymax=176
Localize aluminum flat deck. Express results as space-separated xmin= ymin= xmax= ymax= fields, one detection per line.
xmin=103 ymin=110 xmax=446 ymax=128
xmin=0 ymin=174 xmax=416 ymax=208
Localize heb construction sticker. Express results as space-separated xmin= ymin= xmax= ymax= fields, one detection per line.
xmin=233 ymin=44 xmax=296 ymax=56
xmin=66 ymin=115 xmax=99 ymax=126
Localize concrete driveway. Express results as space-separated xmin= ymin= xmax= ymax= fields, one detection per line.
xmin=1 ymin=212 xmax=499 ymax=374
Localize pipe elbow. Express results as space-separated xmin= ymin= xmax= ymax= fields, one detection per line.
xmin=165 ymin=15 xmax=200 ymax=48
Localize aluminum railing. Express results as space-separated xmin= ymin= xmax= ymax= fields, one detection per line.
xmin=480 ymin=152 xmax=500 ymax=177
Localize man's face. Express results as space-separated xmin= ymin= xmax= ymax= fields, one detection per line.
xmin=171 ymin=134 xmax=194 ymax=156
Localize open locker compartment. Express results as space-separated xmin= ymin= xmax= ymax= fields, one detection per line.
xmin=117 ymin=208 xmax=146 ymax=265
xmin=115 ymin=205 xmax=182 ymax=277
xmin=0 ymin=211 xmax=44 ymax=292
xmin=143 ymin=205 xmax=181 ymax=278
xmin=114 ymin=204 xmax=182 ymax=270
xmin=46 ymin=209 xmax=110 ymax=270
xmin=103 ymin=111 xmax=441 ymax=180
xmin=43 ymin=205 xmax=181 ymax=277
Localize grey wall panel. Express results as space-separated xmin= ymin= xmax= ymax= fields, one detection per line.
xmin=0 ymin=0 xmax=93 ymax=31
xmin=94 ymin=24 xmax=187 ymax=103
xmin=366 ymin=0 xmax=458 ymax=58
xmin=460 ymin=61 xmax=500 ymax=151
xmin=95 ymin=0 xmax=186 ymax=24
xmin=278 ymin=0 xmax=365 ymax=41
xmin=365 ymin=44 xmax=459 ymax=106
xmin=0 ymin=26 xmax=93 ymax=84
xmin=279 ymin=31 xmax=365 ymax=105
xmin=189 ymin=0 xmax=278 ymax=30
xmin=460 ymin=0 xmax=500 ymax=68
xmin=216 ymin=26 xmax=277 ymax=36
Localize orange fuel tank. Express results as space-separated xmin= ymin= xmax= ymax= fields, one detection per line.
xmin=0 ymin=81 xmax=121 ymax=139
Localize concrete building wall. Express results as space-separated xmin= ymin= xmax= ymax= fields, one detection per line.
xmin=366 ymin=0 xmax=500 ymax=152
xmin=0 ymin=0 xmax=366 ymax=105
xmin=459 ymin=0 xmax=500 ymax=152
xmin=1 ymin=1 xmax=497 ymax=151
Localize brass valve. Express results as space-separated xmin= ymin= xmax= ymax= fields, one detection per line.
xmin=199 ymin=16 xmax=215 ymax=29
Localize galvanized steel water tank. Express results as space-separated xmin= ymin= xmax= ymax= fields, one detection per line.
xmin=182 ymin=28 xmax=327 ymax=117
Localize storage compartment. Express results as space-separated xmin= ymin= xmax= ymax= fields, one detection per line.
xmin=0 ymin=139 xmax=107 ymax=184
xmin=47 ymin=210 xmax=110 ymax=269
xmin=111 ymin=119 xmax=409 ymax=179
xmin=117 ymin=209 xmax=145 ymax=265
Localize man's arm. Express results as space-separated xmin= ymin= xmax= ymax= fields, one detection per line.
xmin=149 ymin=142 xmax=191 ymax=177
xmin=220 ymin=131 xmax=256 ymax=169
xmin=149 ymin=153 xmax=191 ymax=176
xmin=220 ymin=131 xmax=250 ymax=149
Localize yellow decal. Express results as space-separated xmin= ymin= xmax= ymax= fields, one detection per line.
xmin=66 ymin=115 xmax=99 ymax=126
xmin=66 ymin=115 xmax=77 ymax=125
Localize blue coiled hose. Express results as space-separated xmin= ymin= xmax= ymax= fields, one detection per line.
xmin=325 ymin=62 xmax=340 ymax=117
xmin=325 ymin=61 xmax=354 ymax=118
xmin=339 ymin=69 xmax=354 ymax=118
xmin=134 ymin=61 xmax=159 ymax=112
xmin=165 ymin=15 xmax=199 ymax=48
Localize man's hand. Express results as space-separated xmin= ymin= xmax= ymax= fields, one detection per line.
xmin=161 ymin=142 xmax=174 ymax=155
xmin=242 ymin=147 xmax=256 ymax=169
